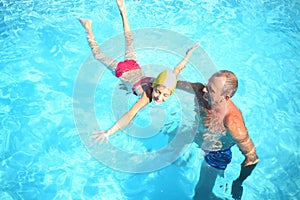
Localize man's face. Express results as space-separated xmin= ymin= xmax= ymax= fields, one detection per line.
xmin=203 ymin=76 xmax=226 ymax=107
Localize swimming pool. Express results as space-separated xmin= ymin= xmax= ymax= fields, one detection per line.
xmin=1 ymin=0 xmax=299 ymax=199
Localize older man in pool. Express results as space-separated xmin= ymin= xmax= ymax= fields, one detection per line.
xmin=177 ymin=70 xmax=259 ymax=200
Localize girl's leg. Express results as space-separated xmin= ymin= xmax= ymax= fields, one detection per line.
xmin=78 ymin=18 xmax=118 ymax=71
xmin=117 ymin=0 xmax=137 ymax=61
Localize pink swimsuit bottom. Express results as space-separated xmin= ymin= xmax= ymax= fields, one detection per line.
xmin=115 ymin=60 xmax=141 ymax=78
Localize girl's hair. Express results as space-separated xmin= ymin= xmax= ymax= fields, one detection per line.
xmin=152 ymin=70 xmax=177 ymax=94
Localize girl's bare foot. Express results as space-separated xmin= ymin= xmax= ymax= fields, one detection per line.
xmin=116 ymin=0 xmax=126 ymax=12
xmin=78 ymin=18 xmax=92 ymax=32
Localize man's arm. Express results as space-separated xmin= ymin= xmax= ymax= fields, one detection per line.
xmin=225 ymin=110 xmax=259 ymax=199
xmin=225 ymin=111 xmax=259 ymax=167
xmin=176 ymin=80 xmax=205 ymax=94
xmin=225 ymin=111 xmax=259 ymax=180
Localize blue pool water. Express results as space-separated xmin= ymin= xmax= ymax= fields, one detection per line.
xmin=1 ymin=0 xmax=300 ymax=199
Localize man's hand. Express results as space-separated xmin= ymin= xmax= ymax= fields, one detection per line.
xmin=231 ymin=179 xmax=243 ymax=200
xmin=231 ymin=163 xmax=257 ymax=200
xmin=242 ymin=153 xmax=259 ymax=166
xmin=118 ymin=83 xmax=130 ymax=94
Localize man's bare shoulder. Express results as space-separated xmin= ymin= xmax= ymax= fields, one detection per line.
xmin=225 ymin=100 xmax=247 ymax=135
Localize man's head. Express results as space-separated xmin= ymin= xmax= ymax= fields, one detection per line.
xmin=203 ymin=70 xmax=238 ymax=106
xmin=152 ymin=70 xmax=177 ymax=104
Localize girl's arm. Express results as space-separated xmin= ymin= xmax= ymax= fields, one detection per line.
xmin=173 ymin=43 xmax=199 ymax=77
xmin=108 ymin=92 xmax=150 ymax=135
xmin=92 ymin=92 xmax=150 ymax=143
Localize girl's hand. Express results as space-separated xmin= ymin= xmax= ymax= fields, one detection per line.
xmin=91 ymin=130 xmax=111 ymax=144
xmin=186 ymin=43 xmax=199 ymax=56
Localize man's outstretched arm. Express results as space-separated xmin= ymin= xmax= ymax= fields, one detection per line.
xmin=225 ymin=111 xmax=259 ymax=199
xmin=176 ymin=81 xmax=205 ymax=93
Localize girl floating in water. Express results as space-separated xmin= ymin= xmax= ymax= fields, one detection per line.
xmin=78 ymin=0 xmax=199 ymax=143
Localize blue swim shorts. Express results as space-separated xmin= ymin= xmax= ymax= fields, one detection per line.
xmin=204 ymin=147 xmax=232 ymax=170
